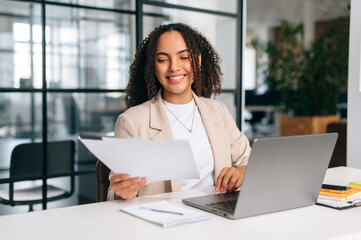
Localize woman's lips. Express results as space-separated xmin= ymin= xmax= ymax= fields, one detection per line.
xmin=167 ymin=74 xmax=185 ymax=83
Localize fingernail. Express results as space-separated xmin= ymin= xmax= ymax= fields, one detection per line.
xmin=215 ymin=187 xmax=219 ymax=192
xmin=221 ymin=187 xmax=224 ymax=192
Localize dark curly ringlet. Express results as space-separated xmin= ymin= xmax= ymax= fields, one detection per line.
xmin=125 ymin=23 xmax=222 ymax=108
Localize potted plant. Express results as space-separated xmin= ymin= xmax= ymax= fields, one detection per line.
xmin=251 ymin=20 xmax=349 ymax=136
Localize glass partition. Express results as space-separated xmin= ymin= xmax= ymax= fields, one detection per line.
xmin=47 ymin=92 xmax=125 ymax=139
xmin=49 ymin=0 xmax=135 ymax=11
xmin=147 ymin=0 xmax=237 ymax=14
xmin=46 ymin=6 xmax=134 ymax=89
xmin=0 ymin=92 xmax=43 ymax=173
xmin=0 ymin=1 xmax=42 ymax=88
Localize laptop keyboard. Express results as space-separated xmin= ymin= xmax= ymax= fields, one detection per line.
xmin=207 ymin=200 xmax=237 ymax=212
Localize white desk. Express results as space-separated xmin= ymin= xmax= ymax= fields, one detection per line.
xmin=0 ymin=167 xmax=361 ymax=240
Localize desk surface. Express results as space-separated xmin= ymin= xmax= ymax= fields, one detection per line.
xmin=1 ymin=167 xmax=361 ymax=240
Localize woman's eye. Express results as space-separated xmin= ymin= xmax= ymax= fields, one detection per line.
xmin=180 ymin=56 xmax=190 ymax=60
xmin=156 ymin=59 xmax=167 ymax=63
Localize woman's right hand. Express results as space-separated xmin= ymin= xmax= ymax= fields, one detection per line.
xmin=109 ymin=174 xmax=147 ymax=200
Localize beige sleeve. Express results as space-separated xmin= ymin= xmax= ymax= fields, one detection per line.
xmin=219 ymin=101 xmax=251 ymax=167
xmin=107 ymin=113 xmax=137 ymax=201
xmin=114 ymin=113 xmax=138 ymax=138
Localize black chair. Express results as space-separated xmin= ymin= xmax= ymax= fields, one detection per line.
xmin=0 ymin=140 xmax=75 ymax=211
xmin=96 ymin=160 xmax=110 ymax=202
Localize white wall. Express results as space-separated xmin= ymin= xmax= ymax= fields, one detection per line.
xmin=347 ymin=0 xmax=361 ymax=168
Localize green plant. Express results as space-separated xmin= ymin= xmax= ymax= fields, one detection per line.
xmin=252 ymin=20 xmax=349 ymax=116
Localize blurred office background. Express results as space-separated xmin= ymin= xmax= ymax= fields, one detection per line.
xmin=0 ymin=0 xmax=350 ymax=215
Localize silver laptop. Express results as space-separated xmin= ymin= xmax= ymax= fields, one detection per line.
xmin=182 ymin=133 xmax=338 ymax=219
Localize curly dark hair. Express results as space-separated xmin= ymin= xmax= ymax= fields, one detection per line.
xmin=125 ymin=23 xmax=222 ymax=108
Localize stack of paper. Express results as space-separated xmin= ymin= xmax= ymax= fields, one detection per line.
xmin=121 ymin=201 xmax=211 ymax=228
xmin=349 ymin=180 xmax=361 ymax=190
xmin=317 ymin=186 xmax=361 ymax=209
xmin=318 ymin=188 xmax=361 ymax=202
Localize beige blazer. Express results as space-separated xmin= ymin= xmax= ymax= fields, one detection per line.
xmin=108 ymin=91 xmax=251 ymax=199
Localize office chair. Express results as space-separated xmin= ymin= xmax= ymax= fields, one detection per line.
xmin=0 ymin=140 xmax=75 ymax=211
xmin=96 ymin=160 xmax=110 ymax=202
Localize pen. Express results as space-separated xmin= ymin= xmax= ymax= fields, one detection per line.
xmin=140 ymin=206 xmax=184 ymax=215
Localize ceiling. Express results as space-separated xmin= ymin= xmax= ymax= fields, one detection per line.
xmin=246 ymin=0 xmax=350 ymax=34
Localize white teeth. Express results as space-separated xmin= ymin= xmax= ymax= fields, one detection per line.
xmin=169 ymin=75 xmax=184 ymax=80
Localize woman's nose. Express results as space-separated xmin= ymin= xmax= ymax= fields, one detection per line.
xmin=169 ymin=59 xmax=180 ymax=72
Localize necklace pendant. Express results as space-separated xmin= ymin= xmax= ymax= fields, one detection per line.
xmin=163 ymin=99 xmax=196 ymax=135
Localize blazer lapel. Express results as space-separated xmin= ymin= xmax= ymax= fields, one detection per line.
xmin=149 ymin=91 xmax=174 ymax=141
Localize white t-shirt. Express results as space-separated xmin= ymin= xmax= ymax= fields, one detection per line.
xmin=163 ymin=99 xmax=214 ymax=190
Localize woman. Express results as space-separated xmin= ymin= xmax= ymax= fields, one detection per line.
xmin=108 ymin=23 xmax=251 ymax=200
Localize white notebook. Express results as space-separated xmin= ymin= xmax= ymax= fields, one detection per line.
xmin=121 ymin=201 xmax=211 ymax=228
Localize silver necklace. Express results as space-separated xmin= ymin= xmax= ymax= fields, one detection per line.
xmin=163 ymin=99 xmax=196 ymax=133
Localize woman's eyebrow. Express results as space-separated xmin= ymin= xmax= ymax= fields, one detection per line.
xmin=155 ymin=52 xmax=168 ymax=57
xmin=177 ymin=49 xmax=190 ymax=54
xmin=155 ymin=49 xmax=190 ymax=56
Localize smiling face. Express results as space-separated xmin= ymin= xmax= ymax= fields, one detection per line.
xmin=155 ymin=31 xmax=194 ymax=104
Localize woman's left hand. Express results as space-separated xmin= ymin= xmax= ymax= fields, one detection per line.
xmin=215 ymin=166 xmax=247 ymax=192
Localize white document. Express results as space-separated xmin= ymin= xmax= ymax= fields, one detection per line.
xmin=121 ymin=201 xmax=211 ymax=228
xmin=78 ymin=136 xmax=200 ymax=183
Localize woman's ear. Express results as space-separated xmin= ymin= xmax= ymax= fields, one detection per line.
xmin=198 ymin=54 xmax=202 ymax=70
